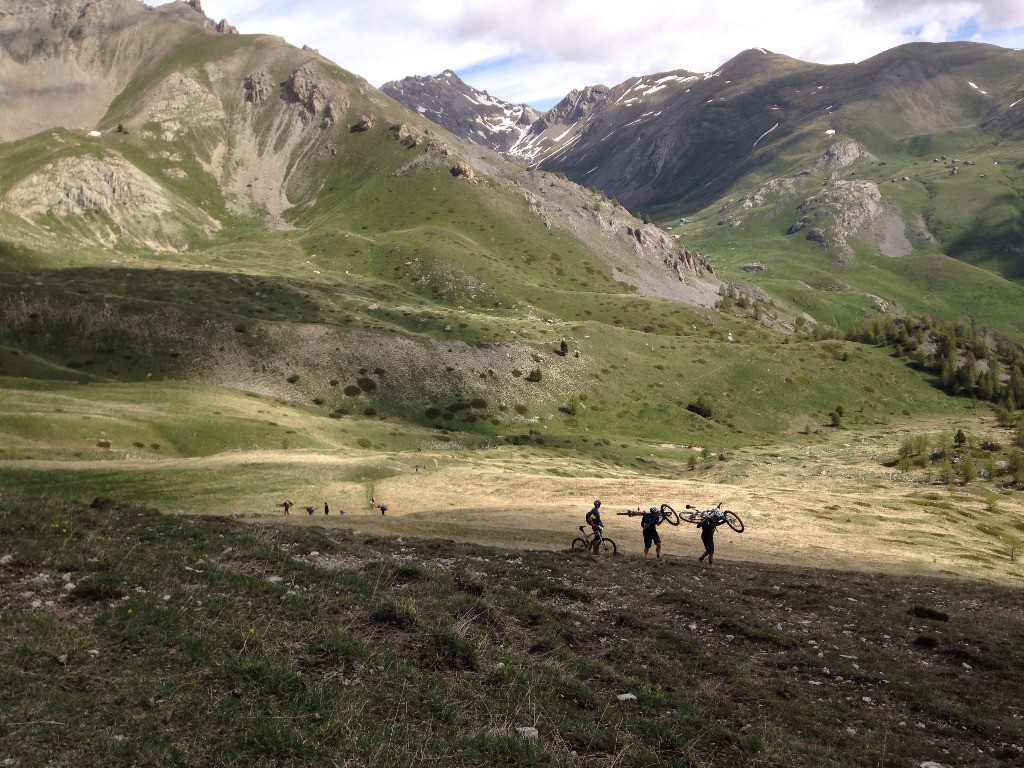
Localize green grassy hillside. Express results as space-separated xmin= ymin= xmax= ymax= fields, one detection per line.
xmin=2 ymin=496 xmax=1022 ymax=767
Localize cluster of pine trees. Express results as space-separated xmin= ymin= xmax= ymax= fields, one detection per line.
xmin=845 ymin=315 xmax=1024 ymax=409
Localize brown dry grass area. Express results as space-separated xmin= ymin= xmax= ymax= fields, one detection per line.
xmin=261 ymin=422 xmax=1024 ymax=586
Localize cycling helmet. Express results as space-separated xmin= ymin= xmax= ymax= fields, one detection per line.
xmin=649 ymin=507 xmax=659 ymax=513
xmin=593 ymin=500 xmax=601 ymax=507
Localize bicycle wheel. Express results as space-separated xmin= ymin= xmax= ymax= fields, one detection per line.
xmin=723 ymin=510 xmax=744 ymax=533
xmin=684 ymin=509 xmax=702 ymax=524
xmin=597 ymin=537 xmax=617 ymax=556
xmin=659 ymin=504 xmax=680 ymax=525
xmin=571 ymin=537 xmax=588 ymax=551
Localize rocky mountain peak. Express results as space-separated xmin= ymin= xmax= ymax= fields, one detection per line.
xmin=382 ymin=70 xmax=540 ymax=155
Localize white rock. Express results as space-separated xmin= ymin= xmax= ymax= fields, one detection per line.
xmin=515 ymin=726 xmax=539 ymax=740
xmin=617 ymin=693 xmax=638 ymax=702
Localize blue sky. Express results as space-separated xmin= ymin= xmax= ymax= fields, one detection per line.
xmin=171 ymin=0 xmax=1024 ymax=110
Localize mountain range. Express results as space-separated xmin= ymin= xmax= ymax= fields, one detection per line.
xmin=385 ymin=45 xmax=1024 ymax=212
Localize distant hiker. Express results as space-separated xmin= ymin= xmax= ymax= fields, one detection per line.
xmin=380 ymin=504 xmax=388 ymax=516
xmin=281 ymin=500 xmax=293 ymax=515
xmin=586 ymin=500 xmax=603 ymax=555
xmin=370 ymin=496 xmax=376 ymax=508
xmin=697 ymin=510 xmax=727 ymax=564
xmin=324 ymin=502 xmax=330 ymax=516
xmin=306 ymin=506 xmax=315 ymax=516
xmin=641 ymin=506 xmax=663 ymax=558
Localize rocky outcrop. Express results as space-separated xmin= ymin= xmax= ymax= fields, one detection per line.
xmin=789 ymin=180 xmax=887 ymax=262
xmin=351 ymin=114 xmax=375 ymax=132
xmin=184 ymin=0 xmax=237 ymax=34
xmin=815 ymin=139 xmax=875 ymax=175
xmin=391 ymin=122 xmax=423 ymax=147
xmin=451 ymin=162 xmax=475 ymax=181
xmin=244 ymin=71 xmax=274 ymax=105
xmin=3 ymin=151 xmax=221 ymax=251
xmin=282 ymin=65 xmax=344 ymax=128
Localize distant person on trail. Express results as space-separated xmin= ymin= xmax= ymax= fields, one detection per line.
xmin=306 ymin=506 xmax=315 ymax=516
xmin=380 ymin=504 xmax=388 ymax=516
xmin=324 ymin=502 xmax=330 ymax=516
xmin=697 ymin=510 xmax=727 ymax=564
xmin=641 ymin=506 xmax=663 ymax=558
xmin=281 ymin=500 xmax=292 ymax=515
xmin=586 ymin=500 xmax=604 ymax=555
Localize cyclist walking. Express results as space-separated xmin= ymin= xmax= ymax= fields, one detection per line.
xmin=586 ymin=500 xmax=604 ymax=555
xmin=697 ymin=509 xmax=727 ymax=564
xmin=641 ymin=506 xmax=663 ymax=558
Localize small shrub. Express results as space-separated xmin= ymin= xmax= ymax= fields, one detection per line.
xmin=686 ymin=393 xmax=715 ymax=420
xmin=343 ymin=385 xmax=361 ymax=396
xmin=372 ymin=600 xmax=416 ymax=629
xmin=909 ymin=606 xmax=949 ymax=622
xmin=286 ymin=374 xmax=300 ymax=384
xmin=526 ymin=368 xmax=542 ymax=382
xmin=356 ymin=377 xmax=377 ymax=391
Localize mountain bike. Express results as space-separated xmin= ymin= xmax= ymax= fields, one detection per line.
xmin=684 ymin=502 xmax=745 ymax=532
xmin=571 ymin=525 xmax=617 ymax=556
xmin=617 ymin=503 xmax=681 ymax=525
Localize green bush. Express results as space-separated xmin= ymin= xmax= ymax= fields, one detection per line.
xmin=686 ymin=393 xmax=714 ymax=420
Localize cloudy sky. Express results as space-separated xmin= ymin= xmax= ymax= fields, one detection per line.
xmin=173 ymin=0 xmax=1024 ymax=109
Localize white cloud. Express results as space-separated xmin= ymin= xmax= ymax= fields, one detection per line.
xmin=161 ymin=0 xmax=1024 ymax=106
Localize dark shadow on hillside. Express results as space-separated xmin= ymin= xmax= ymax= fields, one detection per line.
xmin=946 ymin=207 xmax=1024 ymax=282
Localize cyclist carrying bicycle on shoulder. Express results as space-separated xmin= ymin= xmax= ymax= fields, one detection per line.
xmin=641 ymin=506 xmax=663 ymax=558
xmin=586 ymin=500 xmax=604 ymax=555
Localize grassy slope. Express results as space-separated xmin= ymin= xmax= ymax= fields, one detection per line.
xmin=675 ymin=131 xmax=1024 ymax=339
xmin=1 ymin=496 xmax=1021 ymax=767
